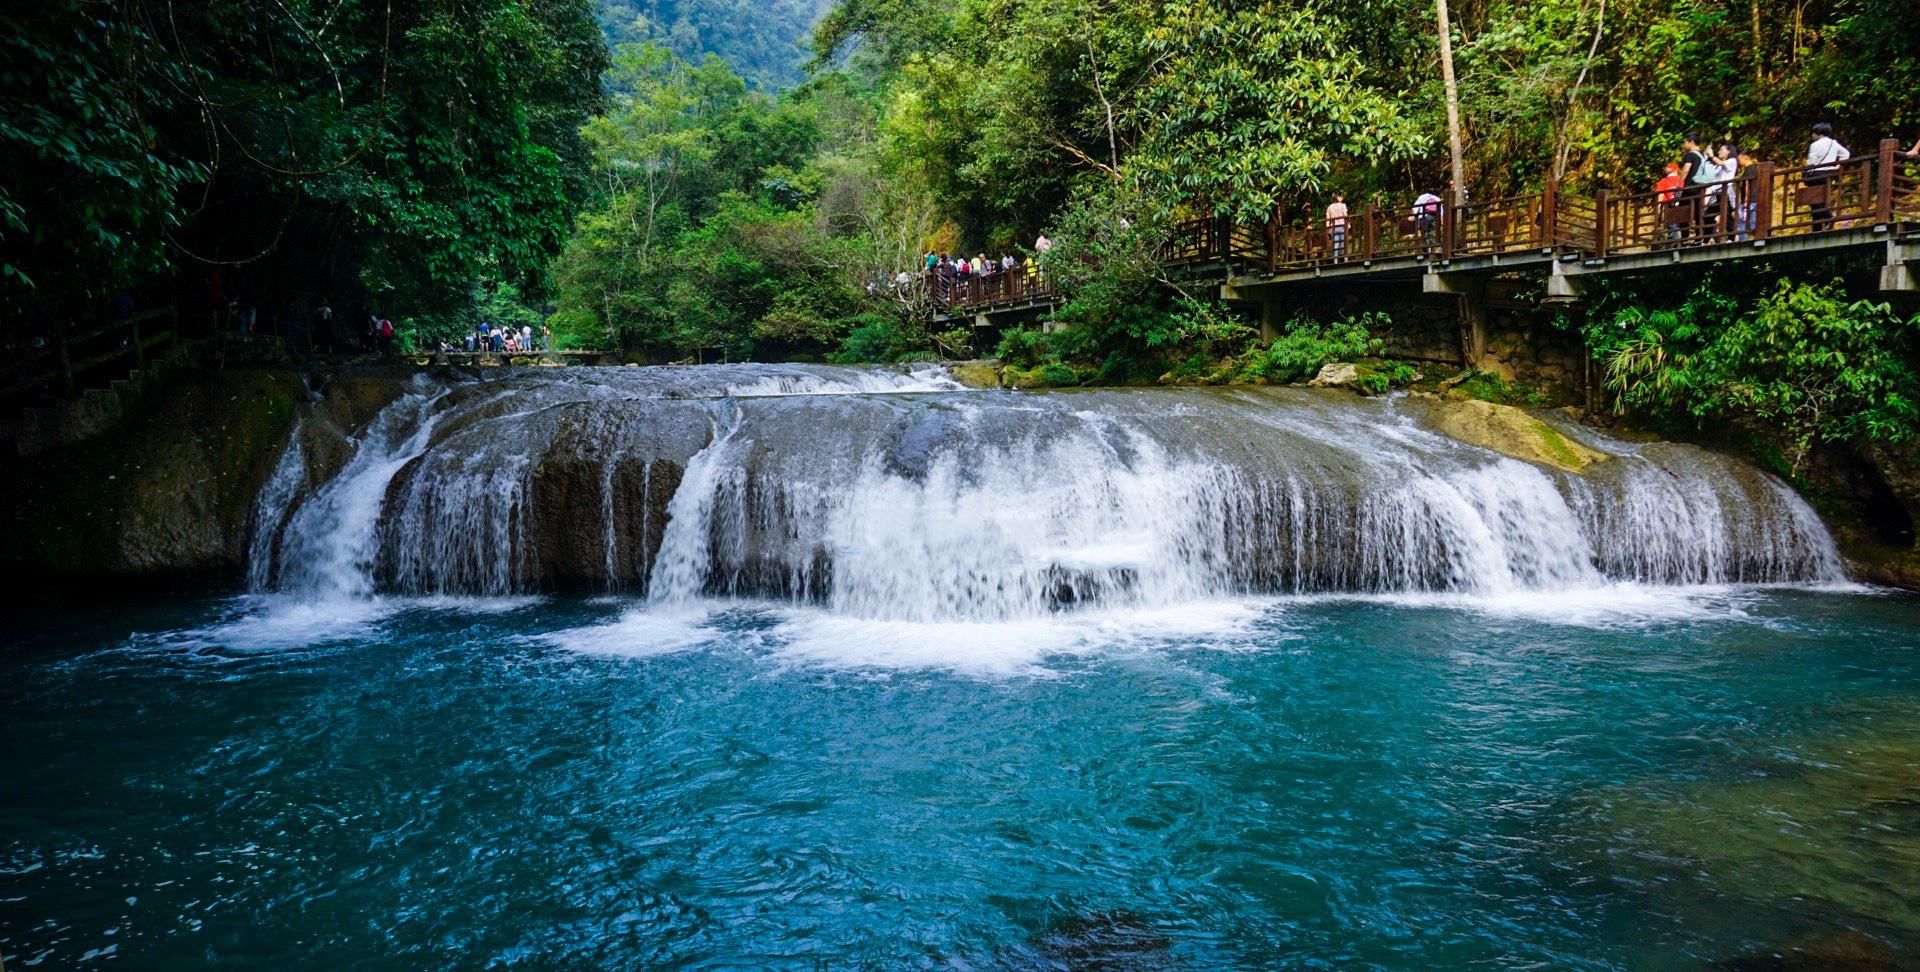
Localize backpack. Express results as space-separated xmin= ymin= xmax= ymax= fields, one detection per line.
xmin=1687 ymin=152 xmax=1713 ymax=186
xmin=380 ymin=319 xmax=394 ymax=338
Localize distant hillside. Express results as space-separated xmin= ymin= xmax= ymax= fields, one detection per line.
xmin=598 ymin=0 xmax=831 ymax=90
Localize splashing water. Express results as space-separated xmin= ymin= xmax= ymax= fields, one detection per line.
xmin=249 ymin=365 xmax=1845 ymax=624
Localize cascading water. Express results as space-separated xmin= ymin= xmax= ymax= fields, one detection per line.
xmin=254 ymin=376 xmax=451 ymax=600
xmin=247 ymin=364 xmax=1846 ymax=618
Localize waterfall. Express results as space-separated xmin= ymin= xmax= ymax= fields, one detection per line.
xmin=245 ymin=417 xmax=308 ymax=592
xmin=247 ymin=365 xmax=1847 ymax=617
xmin=262 ymin=377 xmax=450 ymax=600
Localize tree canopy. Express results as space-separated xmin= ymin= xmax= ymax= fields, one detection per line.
xmin=1 ymin=0 xmax=605 ymax=334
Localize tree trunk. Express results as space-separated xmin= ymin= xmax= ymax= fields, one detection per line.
xmin=1436 ymin=0 xmax=1468 ymax=206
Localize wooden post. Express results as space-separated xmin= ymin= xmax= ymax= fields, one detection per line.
xmin=1264 ymin=208 xmax=1277 ymax=273
xmin=1364 ymin=203 xmax=1378 ymax=262
xmin=1440 ymin=201 xmax=1455 ymax=261
xmin=1594 ymin=190 xmax=1610 ymax=257
xmin=1542 ymin=181 xmax=1559 ymax=249
xmin=1754 ymin=163 xmax=1773 ymax=240
xmin=1877 ymin=137 xmax=1898 ymax=226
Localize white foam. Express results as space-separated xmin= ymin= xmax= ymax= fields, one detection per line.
xmin=537 ymin=605 xmax=725 ymax=659
xmin=720 ymin=365 xmax=963 ymax=397
xmin=761 ymin=599 xmax=1272 ymax=675
xmin=149 ymin=595 xmax=395 ymax=653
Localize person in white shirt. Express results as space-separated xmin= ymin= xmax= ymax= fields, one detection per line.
xmin=1412 ymin=190 xmax=1442 ymax=248
xmin=1325 ymin=193 xmax=1350 ymax=260
xmin=1805 ymin=121 xmax=1850 ymax=231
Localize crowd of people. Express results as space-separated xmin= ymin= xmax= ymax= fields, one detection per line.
xmin=1309 ymin=122 xmax=1920 ymax=258
xmin=454 ymin=321 xmax=550 ymax=354
xmin=866 ymin=234 xmax=1059 ymax=305
xmin=921 ymin=236 xmax=1048 ymax=290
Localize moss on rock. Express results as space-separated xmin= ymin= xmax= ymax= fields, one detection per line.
xmin=947 ymin=361 xmax=1004 ymax=389
xmin=1414 ymin=396 xmax=1610 ymax=473
xmin=0 ymin=368 xmax=306 ymax=586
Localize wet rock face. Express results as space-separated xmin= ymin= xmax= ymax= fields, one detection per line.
xmin=521 ymin=404 xmax=710 ymax=591
xmin=260 ymin=375 xmax=1844 ymax=609
xmin=0 ymin=368 xmax=306 ymax=587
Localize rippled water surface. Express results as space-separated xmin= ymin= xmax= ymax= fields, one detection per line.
xmin=5 ymin=588 xmax=1920 ymax=969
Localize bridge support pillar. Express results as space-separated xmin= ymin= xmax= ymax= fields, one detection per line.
xmin=1544 ymin=262 xmax=1587 ymax=303
xmin=1884 ymin=263 xmax=1917 ymax=292
xmin=1258 ymin=301 xmax=1286 ymax=343
xmin=1883 ymin=240 xmax=1919 ymax=292
xmin=1424 ymin=272 xmax=1488 ymax=368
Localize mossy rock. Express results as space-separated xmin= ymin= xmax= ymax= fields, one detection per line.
xmin=1002 ymin=364 xmax=1084 ymax=389
xmin=1419 ymin=397 xmax=1610 ymax=472
xmin=947 ymin=361 xmax=1004 ymax=389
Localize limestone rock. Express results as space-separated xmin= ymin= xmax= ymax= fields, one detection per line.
xmin=1308 ymin=362 xmax=1360 ymax=388
xmin=1417 ymin=397 xmax=1610 ymax=472
xmin=947 ymin=361 xmax=1003 ymax=388
xmin=1 ymin=368 xmax=306 ymax=585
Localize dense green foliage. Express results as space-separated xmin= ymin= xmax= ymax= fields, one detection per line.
xmin=1568 ymin=275 xmax=1920 ymax=472
xmin=1239 ymin=314 xmax=1389 ymax=385
xmin=548 ymin=45 xmax=943 ymax=359
xmin=599 ymin=0 xmax=829 ymax=90
xmin=2 ymin=0 xmax=604 ymax=343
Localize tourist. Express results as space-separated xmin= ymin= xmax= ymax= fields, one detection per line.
xmin=1679 ymin=133 xmax=1709 ymax=239
xmin=925 ymin=250 xmax=938 ymax=273
xmin=1326 ymin=193 xmax=1349 ymax=261
xmin=1654 ymin=163 xmax=1685 ymax=240
xmin=521 ymin=324 xmax=533 ymax=351
xmin=1412 ymin=189 xmax=1442 ymax=248
xmin=1734 ymin=146 xmax=1760 ymax=240
xmin=1805 ymin=121 xmax=1849 ymax=231
xmin=1699 ymin=144 xmax=1733 ymax=233
xmin=1035 ymin=233 xmax=1052 ymax=255
xmin=491 ymin=324 xmax=504 ymax=353
xmin=541 ymin=324 xmax=552 ymax=350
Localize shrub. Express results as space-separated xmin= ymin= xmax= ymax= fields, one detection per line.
xmin=1582 ymin=277 xmax=1920 ymax=471
xmin=1236 ymin=311 xmax=1385 ymax=384
xmin=830 ymin=313 xmax=927 ymax=363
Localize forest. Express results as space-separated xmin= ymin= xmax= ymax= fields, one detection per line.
xmin=2 ymin=0 xmax=1917 ymax=462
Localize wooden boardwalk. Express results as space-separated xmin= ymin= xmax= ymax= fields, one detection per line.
xmin=406 ymin=350 xmax=616 ymax=366
xmin=936 ymin=138 xmax=1920 ymax=321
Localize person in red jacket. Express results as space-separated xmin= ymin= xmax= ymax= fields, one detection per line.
xmin=1656 ymin=164 xmax=1684 ymax=240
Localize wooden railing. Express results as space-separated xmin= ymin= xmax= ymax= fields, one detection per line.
xmin=0 ymin=305 xmax=178 ymax=404
xmin=931 ymin=266 xmax=1058 ymax=312
xmin=934 ymin=139 xmax=1919 ymax=314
